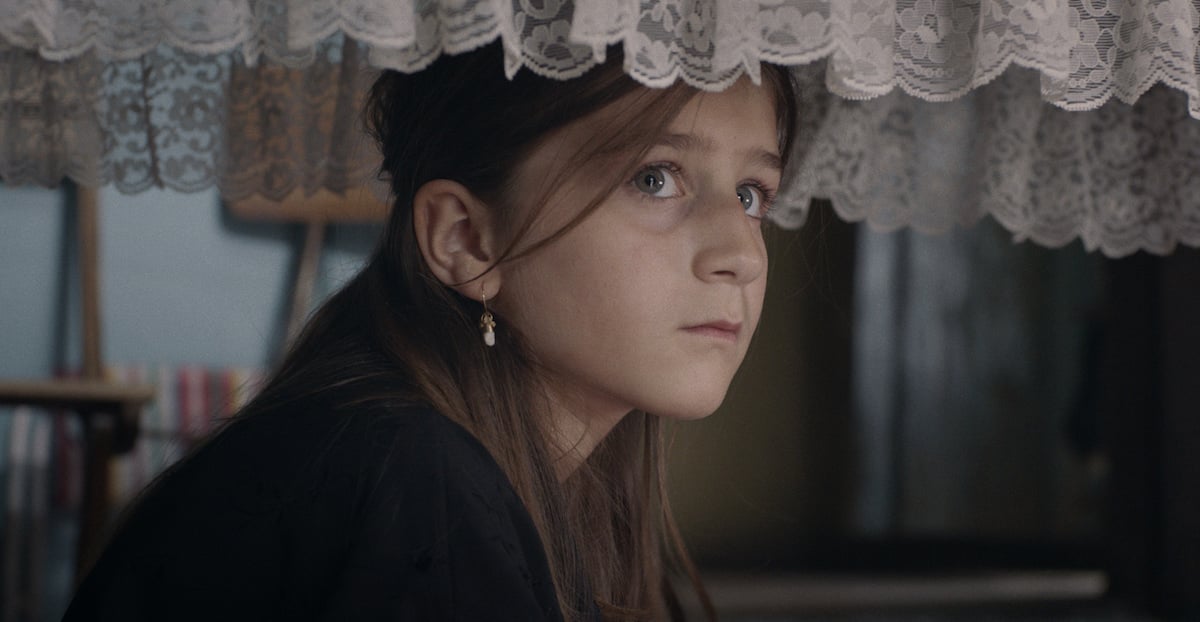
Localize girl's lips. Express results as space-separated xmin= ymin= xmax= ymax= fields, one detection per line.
xmin=683 ymin=321 xmax=741 ymax=343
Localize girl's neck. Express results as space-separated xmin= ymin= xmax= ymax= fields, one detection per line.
xmin=543 ymin=386 xmax=631 ymax=481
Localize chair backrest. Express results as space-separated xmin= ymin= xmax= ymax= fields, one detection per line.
xmin=0 ymin=184 xmax=154 ymax=587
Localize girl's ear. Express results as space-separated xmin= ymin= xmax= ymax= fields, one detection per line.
xmin=412 ymin=179 xmax=503 ymax=301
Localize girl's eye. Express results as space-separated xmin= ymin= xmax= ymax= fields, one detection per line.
xmin=632 ymin=166 xmax=680 ymax=198
xmin=737 ymin=184 xmax=768 ymax=218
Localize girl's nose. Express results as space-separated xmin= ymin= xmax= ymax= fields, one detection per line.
xmin=691 ymin=194 xmax=767 ymax=285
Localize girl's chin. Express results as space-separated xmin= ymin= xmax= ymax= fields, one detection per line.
xmin=657 ymin=410 xmax=719 ymax=422
xmin=644 ymin=394 xmax=730 ymax=421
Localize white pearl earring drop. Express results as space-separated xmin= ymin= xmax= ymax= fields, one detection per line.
xmin=479 ymin=288 xmax=496 ymax=347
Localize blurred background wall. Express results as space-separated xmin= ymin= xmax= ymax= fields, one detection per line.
xmin=0 ymin=185 xmax=378 ymax=379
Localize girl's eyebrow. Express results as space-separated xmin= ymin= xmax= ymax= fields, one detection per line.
xmin=656 ymin=133 xmax=783 ymax=172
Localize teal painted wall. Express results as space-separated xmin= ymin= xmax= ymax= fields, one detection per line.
xmin=0 ymin=185 xmax=380 ymax=378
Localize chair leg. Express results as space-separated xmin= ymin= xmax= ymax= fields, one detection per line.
xmin=74 ymin=412 xmax=113 ymax=584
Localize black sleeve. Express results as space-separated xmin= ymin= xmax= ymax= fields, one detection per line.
xmin=62 ymin=406 xmax=566 ymax=622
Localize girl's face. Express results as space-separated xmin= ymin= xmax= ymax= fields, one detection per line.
xmin=496 ymin=79 xmax=780 ymax=430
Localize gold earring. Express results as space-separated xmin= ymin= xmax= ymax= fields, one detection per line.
xmin=479 ymin=288 xmax=496 ymax=347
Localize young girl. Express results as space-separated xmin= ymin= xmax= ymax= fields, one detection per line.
xmin=63 ymin=42 xmax=797 ymax=621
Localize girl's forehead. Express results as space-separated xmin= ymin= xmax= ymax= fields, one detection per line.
xmin=556 ymin=78 xmax=773 ymax=152
xmin=529 ymin=84 xmax=770 ymax=172
xmin=672 ymin=78 xmax=775 ymax=125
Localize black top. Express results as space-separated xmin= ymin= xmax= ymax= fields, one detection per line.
xmin=64 ymin=402 xmax=597 ymax=621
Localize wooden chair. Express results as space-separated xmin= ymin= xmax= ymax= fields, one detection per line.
xmin=225 ymin=185 xmax=388 ymax=345
xmin=0 ymin=186 xmax=154 ymax=580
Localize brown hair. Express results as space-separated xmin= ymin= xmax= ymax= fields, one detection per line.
xmin=248 ymin=43 xmax=797 ymax=621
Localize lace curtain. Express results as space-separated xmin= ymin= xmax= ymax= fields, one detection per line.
xmin=782 ymin=65 xmax=1200 ymax=256
xmin=3 ymin=0 xmax=1200 ymax=255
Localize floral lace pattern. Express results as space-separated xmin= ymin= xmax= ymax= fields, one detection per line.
xmin=222 ymin=37 xmax=384 ymax=202
xmin=3 ymin=0 xmax=1200 ymax=255
xmin=5 ymin=0 xmax=1200 ymax=112
xmin=778 ymin=65 xmax=1200 ymax=257
xmin=0 ymin=37 xmax=380 ymax=198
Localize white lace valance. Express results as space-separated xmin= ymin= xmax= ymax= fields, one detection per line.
xmin=781 ymin=65 xmax=1200 ymax=257
xmin=3 ymin=0 xmax=1200 ymax=256
xmin=5 ymin=0 xmax=1200 ymax=115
